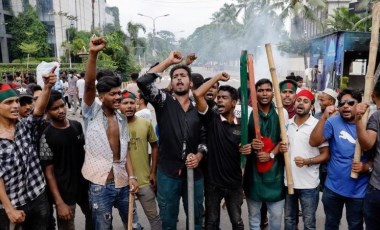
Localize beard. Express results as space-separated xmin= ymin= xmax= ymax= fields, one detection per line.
xmin=174 ymin=88 xmax=189 ymax=96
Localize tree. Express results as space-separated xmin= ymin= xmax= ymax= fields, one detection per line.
xmin=18 ymin=40 xmax=40 ymax=71
xmin=323 ymin=7 xmax=372 ymax=32
xmin=127 ymin=22 xmax=146 ymax=55
xmin=8 ymin=5 xmax=50 ymax=61
xmin=269 ymin=0 xmax=327 ymax=38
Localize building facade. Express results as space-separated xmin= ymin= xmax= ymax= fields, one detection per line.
xmin=0 ymin=0 xmax=115 ymax=63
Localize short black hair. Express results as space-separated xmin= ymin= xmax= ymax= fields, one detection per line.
xmin=191 ymin=73 xmax=204 ymax=90
xmin=138 ymin=89 xmax=147 ymax=105
xmin=218 ymin=85 xmax=238 ymax=101
xmin=169 ymin=64 xmax=192 ymax=80
xmin=26 ymin=83 xmax=42 ymax=95
xmin=46 ymin=90 xmax=63 ymax=110
xmin=337 ymin=88 xmax=362 ymax=103
xmin=255 ymin=78 xmax=272 ymax=90
xmin=131 ymin=73 xmax=139 ymax=81
xmin=19 ymin=97 xmax=33 ymax=106
xmin=80 ymin=72 xmax=85 ymax=78
xmin=96 ymin=75 xmax=122 ymax=93
xmin=96 ymin=70 xmax=117 ymax=82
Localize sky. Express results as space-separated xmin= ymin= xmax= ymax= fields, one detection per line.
xmin=106 ymin=0 xmax=235 ymax=39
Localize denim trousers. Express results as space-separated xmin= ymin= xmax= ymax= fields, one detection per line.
xmin=0 ymin=191 xmax=50 ymax=230
xmin=204 ymin=184 xmax=244 ymax=230
xmin=136 ymin=185 xmax=162 ymax=230
xmin=88 ymin=182 xmax=131 ymax=230
xmin=246 ymin=198 xmax=285 ymax=230
xmin=284 ymin=187 xmax=319 ymax=230
xmin=322 ymin=187 xmax=364 ymax=230
xmin=363 ymin=184 xmax=380 ymax=230
xmin=157 ymin=168 xmax=204 ymax=230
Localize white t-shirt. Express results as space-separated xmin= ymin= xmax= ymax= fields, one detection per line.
xmin=135 ymin=108 xmax=153 ymax=121
xmin=234 ymin=104 xmax=253 ymax=122
xmin=285 ymin=115 xmax=328 ymax=189
xmin=76 ymin=79 xmax=85 ymax=99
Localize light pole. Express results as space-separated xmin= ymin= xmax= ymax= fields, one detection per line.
xmin=137 ymin=13 xmax=170 ymax=54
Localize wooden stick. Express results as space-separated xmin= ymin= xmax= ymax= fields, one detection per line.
xmin=351 ymin=2 xmax=380 ymax=178
xmin=128 ymin=190 xmax=134 ymax=230
xmin=247 ymin=54 xmax=262 ymax=140
xmin=265 ymin=44 xmax=294 ymax=194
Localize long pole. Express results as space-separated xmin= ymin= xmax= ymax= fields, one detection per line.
xmin=247 ymin=54 xmax=261 ymax=140
xmin=240 ymin=51 xmax=248 ymax=168
xmin=265 ymin=44 xmax=294 ymax=194
xmin=127 ymin=191 xmax=134 ymax=230
xmin=187 ymin=168 xmax=194 ymax=230
xmin=351 ymin=2 xmax=380 ymax=178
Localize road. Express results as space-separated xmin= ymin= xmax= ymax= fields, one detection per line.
xmin=70 ymin=66 xmax=348 ymax=229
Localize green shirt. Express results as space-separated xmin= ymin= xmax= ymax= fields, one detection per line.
xmin=128 ymin=117 xmax=157 ymax=188
xmin=243 ymin=103 xmax=285 ymax=202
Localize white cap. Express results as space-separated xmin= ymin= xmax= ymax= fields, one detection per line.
xmin=322 ymin=88 xmax=338 ymax=101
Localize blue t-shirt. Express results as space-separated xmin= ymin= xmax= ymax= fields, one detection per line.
xmin=323 ymin=115 xmax=369 ymax=198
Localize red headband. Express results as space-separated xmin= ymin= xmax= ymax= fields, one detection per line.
xmin=296 ymin=89 xmax=314 ymax=102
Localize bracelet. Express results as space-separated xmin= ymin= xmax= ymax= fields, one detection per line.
xmin=129 ymin=176 xmax=137 ymax=180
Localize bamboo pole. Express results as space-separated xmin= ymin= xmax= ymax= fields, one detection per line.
xmin=247 ymin=54 xmax=262 ymax=140
xmin=128 ymin=191 xmax=134 ymax=230
xmin=351 ymin=2 xmax=380 ymax=178
xmin=265 ymin=44 xmax=294 ymax=194
xmin=187 ymin=168 xmax=195 ymax=230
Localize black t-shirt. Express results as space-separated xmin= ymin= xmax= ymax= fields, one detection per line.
xmin=40 ymin=120 xmax=88 ymax=205
xmin=201 ymin=108 xmax=242 ymax=189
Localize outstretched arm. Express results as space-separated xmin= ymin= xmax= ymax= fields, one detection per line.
xmin=193 ymin=72 xmax=230 ymax=113
xmin=147 ymin=51 xmax=183 ymax=74
xmin=310 ymin=105 xmax=335 ymax=147
xmin=33 ymin=66 xmax=57 ymax=116
xmin=83 ymin=37 xmax=107 ymax=106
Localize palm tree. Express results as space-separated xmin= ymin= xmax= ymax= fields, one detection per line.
xmin=127 ymin=22 xmax=146 ymax=55
xmin=323 ymin=7 xmax=372 ymax=32
xmin=211 ymin=3 xmax=240 ymax=25
xmin=269 ymin=0 xmax=327 ymax=38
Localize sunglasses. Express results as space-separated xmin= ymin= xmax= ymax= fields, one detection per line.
xmin=338 ymin=99 xmax=356 ymax=107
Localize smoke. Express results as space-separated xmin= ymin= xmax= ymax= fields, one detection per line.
xmin=180 ymin=4 xmax=291 ymax=83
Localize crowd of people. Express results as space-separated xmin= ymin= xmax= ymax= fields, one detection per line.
xmin=0 ymin=36 xmax=379 ymax=230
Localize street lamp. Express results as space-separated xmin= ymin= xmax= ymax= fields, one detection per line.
xmin=137 ymin=13 xmax=170 ymax=53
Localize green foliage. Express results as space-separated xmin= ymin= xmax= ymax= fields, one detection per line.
xmin=8 ymin=6 xmax=50 ymax=61
xmin=340 ymin=76 xmax=349 ymax=89
xmin=278 ymin=38 xmax=309 ymax=56
xmin=323 ymin=7 xmax=372 ymax=32
xmin=18 ymin=42 xmax=40 ymax=55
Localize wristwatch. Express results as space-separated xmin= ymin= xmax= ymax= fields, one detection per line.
xmin=129 ymin=176 xmax=138 ymax=180
xmin=269 ymin=152 xmax=275 ymax=159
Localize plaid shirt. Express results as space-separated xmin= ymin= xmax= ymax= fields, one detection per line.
xmin=0 ymin=115 xmax=46 ymax=208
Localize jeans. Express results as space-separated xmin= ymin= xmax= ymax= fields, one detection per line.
xmin=88 ymin=182 xmax=133 ymax=230
xmin=0 ymin=191 xmax=50 ymax=230
xmin=364 ymin=185 xmax=380 ymax=230
xmin=157 ymin=168 xmax=204 ymax=230
xmin=136 ymin=186 xmax=162 ymax=230
xmin=284 ymin=187 xmax=319 ymax=230
xmin=204 ymin=184 xmax=244 ymax=230
xmin=322 ymin=187 xmax=364 ymax=230
xmin=56 ymin=200 xmax=92 ymax=230
xmin=246 ymin=198 xmax=284 ymax=230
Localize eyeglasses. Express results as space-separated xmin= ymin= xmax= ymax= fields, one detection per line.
xmin=338 ymin=99 xmax=356 ymax=107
